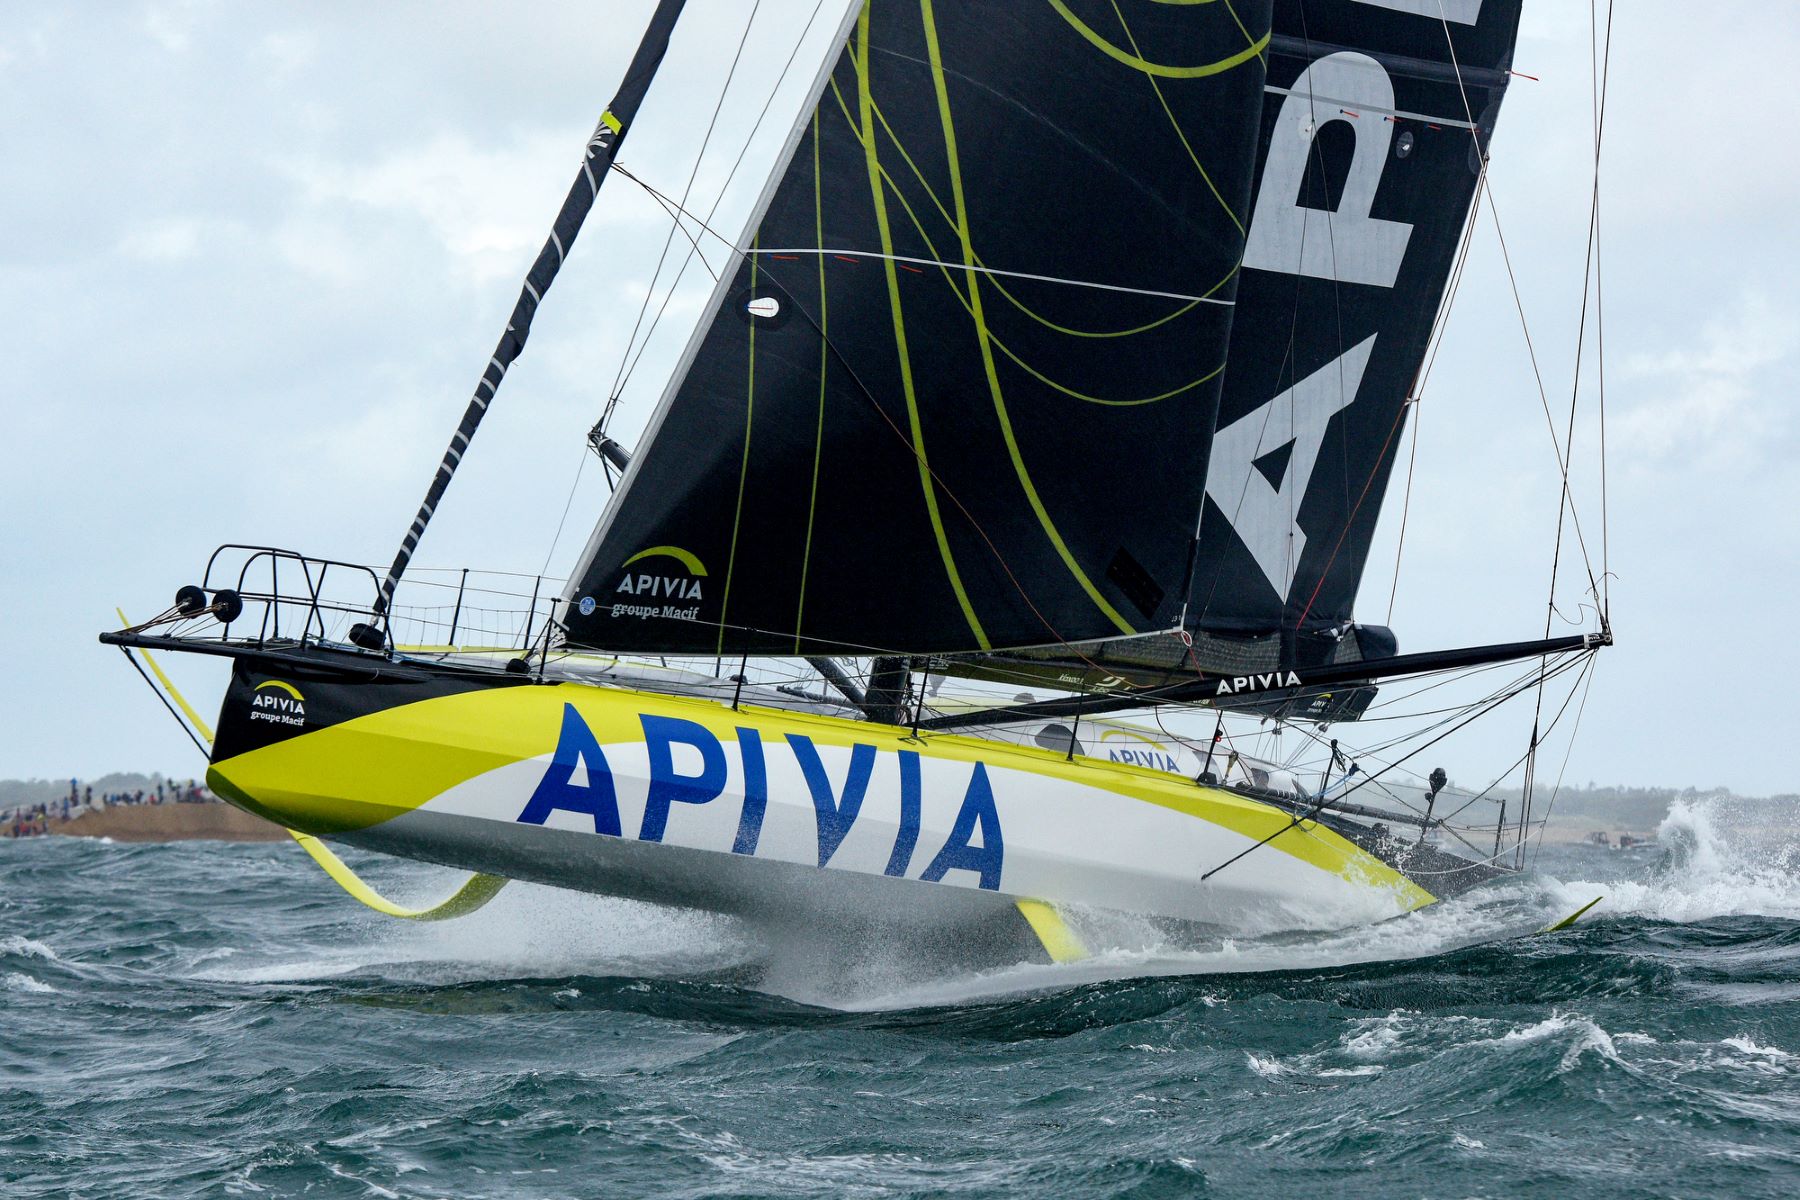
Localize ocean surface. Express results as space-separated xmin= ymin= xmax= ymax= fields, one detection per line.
xmin=5 ymin=798 xmax=1800 ymax=1199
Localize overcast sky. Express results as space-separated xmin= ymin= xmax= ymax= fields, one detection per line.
xmin=4 ymin=2 xmax=1797 ymax=795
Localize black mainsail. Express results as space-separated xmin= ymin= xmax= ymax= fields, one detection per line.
xmin=562 ymin=0 xmax=1275 ymax=656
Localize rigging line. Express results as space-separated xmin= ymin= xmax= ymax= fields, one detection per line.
xmin=602 ymin=0 xmax=832 ymax=429
xmin=1416 ymin=175 xmax=1485 ymax=398
xmin=1387 ymin=171 xmax=1486 ymax=623
xmin=752 ymin=246 xmax=1232 ymax=307
xmin=1431 ymin=5 xmax=1602 ymax=606
xmin=1289 ymin=399 xmax=1408 ymax=632
xmin=538 ymin=444 xmax=590 ymax=576
xmin=1545 ymin=24 xmax=1616 ymax=636
xmin=1529 ymin=651 xmax=1599 ymax=869
xmin=1383 ymin=403 xmax=1420 ymax=625
xmin=1329 ymin=652 xmax=1590 ymax=813
xmin=1593 ymin=0 xmax=1614 ymax=621
xmin=1520 ymin=2 xmax=1616 ymax=869
xmin=1485 ymin=189 xmax=1602 ymax=604
xmin=1411 ymin=654 xmax=1596 ymax=827
xmin=861 ymin=89 xmax=1235 ymax=337
xmin=604 ymin=0 xmax=761 ymax=409
xmin=1325 ymin=654 xmax=1581 ymax=763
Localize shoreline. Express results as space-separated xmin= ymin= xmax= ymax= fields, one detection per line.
xmin=47 ymin=802 xmax=288 ymax=844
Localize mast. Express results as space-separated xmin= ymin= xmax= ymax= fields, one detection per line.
xmin=375 ymin=0 xmax=691 ymax=615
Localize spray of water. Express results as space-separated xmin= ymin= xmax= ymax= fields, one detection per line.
xmin=197 ymin=794 xmax=1800 ymax=1009
xmin=1547 ymin=795 xmax=1800 ymax=923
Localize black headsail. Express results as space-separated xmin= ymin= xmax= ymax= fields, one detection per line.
xmin=942 ymin=0 xmax=1529 ymax=714
xmin=561 ymin=0 xmax=1275 ymax=657
xmin=1193 ymin=0 xmax=1524 ymax=649
xmin=375 ymin=0 xmax=690 ymax=614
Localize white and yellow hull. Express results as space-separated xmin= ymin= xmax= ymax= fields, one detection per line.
xmin=205 ymin=657 xmax=1437 ymax=959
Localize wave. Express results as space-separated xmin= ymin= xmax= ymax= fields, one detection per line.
xmin=1548 ymin=796 xmax=1800 ymax=923
xmin=0 ymin=934 xmax=58 ymax=961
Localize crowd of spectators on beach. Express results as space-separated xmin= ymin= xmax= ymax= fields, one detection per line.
xmin=3 ymin=779 xmax=212 ymax=839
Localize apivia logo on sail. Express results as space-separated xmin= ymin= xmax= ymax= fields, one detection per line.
xmin=611 ymin=545 xmax=707 ymax=621
xmin=249 ymin=680 xmax=306 ymax=726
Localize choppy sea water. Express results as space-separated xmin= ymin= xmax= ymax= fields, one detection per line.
xmin=5 ymin=798 xmax=1800 ymax=1199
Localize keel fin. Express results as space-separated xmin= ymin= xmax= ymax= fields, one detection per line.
xmin=289 ymin=831 xmax=509 ymax=921
xmin=1016 ymin=899 xmax=1089 ymax=964
xmin=1538 ymin=895 xmax=1603 ymax=934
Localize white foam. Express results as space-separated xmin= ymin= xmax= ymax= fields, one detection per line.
xmin=1722 ymin=1035 xmax=1792 ymax=1061
xmin=1493 ymin=1012 xmax=1619 ymax=1071
xmin=1548 ymin=796 xmax=1800 ymax=923
xmin=1342 ymin=1013 xmax=1411 ymax=1059
xmin=1245 ymin=1052 xmax=1288 ymax=1079
xmin=3 ymin=972 xmax=55 ymax=993
xmin=199 ymin=881 xmax=753 ymax=988
xmin=1 ymin=935 xmax=58 ymax=961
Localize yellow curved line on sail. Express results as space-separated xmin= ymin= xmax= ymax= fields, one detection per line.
xmin=990 ymin=336 xmax=1226 ymax=406
xmin=621 ymin=545 xmax=708 ymax=576
xmin=794 ymin=111 xmax=829 ymax=653
xmin=856 ymin=8 xmax=990 ymax=650
xmin=977 ymin=268 xmax=1210 ymax=341
xmin=1107 ymin=0 xmax=1249 ymax=236
xmin=830 ymin=79 xmax=1225 ymax=408
xmin=1220 ymin=0 xmax=1264 ymax=56
xmin=1047 ymin=0 xmax=1269 ymax=78
xmin=921 ymin=0 xmax=1136 ymax=636
xmin=289 ymin=829 xmax=509 ymax=921
xmin=864 ymin=93 xmax=1230 ymax=339
xmin=253 ymin=679 xmax=305 ymax=701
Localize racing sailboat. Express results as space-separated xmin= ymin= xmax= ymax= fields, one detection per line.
xmin=104 ymin=0 xmax=1610 ymax=963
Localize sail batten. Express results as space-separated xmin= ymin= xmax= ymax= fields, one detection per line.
xmin=565 ymin=0 xmax=1277 ymax=657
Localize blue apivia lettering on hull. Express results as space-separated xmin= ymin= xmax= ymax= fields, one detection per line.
xmin=518 ymin=703 xmax=622 ymax=835
xmin=731 ymin=727 xmax=767 ymax=855
xmin=516 ymin=707 xmax=1005 ymax=890
xmin=883 ymin=749 xmax=921 ymax=877
xmin=639 ymin=714 xmax=726 ymax=841
xmin=921 ymin=763 xmax=1004 ymax=890
xmin=787 ymin=733 xmax=874 ymax=868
